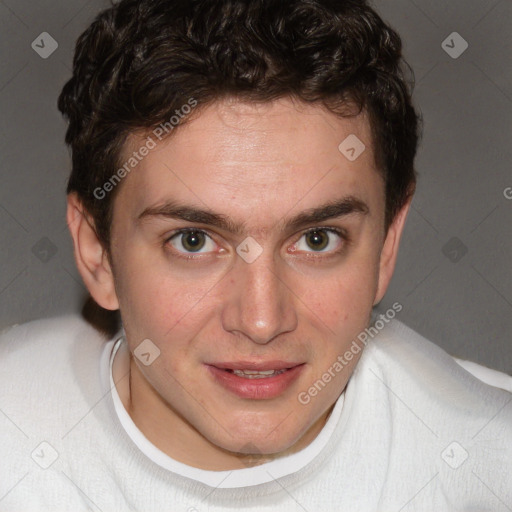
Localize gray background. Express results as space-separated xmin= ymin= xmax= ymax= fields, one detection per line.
xmin=0 ymin=0 xmax=510 ymax=373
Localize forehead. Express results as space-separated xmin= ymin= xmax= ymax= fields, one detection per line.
xmin=114 ymin=98 xmax=383 ymax=227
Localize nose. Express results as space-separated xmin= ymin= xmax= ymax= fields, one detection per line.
xmin=221 ymin=253 xmax=298 ymax=345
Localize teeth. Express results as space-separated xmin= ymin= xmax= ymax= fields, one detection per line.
xmin=232 ymin=369 xmax=287 ymax=379
xmin=239 ymin=369 xmax=276 ymax=375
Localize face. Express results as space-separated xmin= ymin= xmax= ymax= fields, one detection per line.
xmin=71 ymin=97 xmax=408 ymax=470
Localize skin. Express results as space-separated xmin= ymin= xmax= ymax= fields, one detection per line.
xmin=67 ymin=97 xmax=411 ymax=471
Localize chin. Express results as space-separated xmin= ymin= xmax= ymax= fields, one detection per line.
xmin=204 ymin=414 xmax=308 ymax=456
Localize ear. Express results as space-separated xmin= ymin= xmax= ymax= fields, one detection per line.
xmin=373 ymin=197 xmax=413 ymax=305
xmin=66 ymin=193 xmax=119 ymax=311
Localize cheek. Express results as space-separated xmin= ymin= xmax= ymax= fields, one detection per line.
xmin=304 ymin=259 xmax=380 ymax=329
xmin=112 ymin=255 xmax=180 ymax=332
xmin=114 ymin=253 xmax=222 ymax=344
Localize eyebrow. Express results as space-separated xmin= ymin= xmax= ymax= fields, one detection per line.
xmin=137 ymin=196 xmax=369 ymax=234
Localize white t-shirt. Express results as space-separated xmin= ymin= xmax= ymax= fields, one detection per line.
xmin=0 ymin=315 xmax=511 ymax=511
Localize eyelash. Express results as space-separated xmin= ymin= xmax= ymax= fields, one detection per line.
xmin=164 ymin=227 xmax=349 ymax=260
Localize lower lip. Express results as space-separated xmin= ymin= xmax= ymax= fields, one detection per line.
xmin=206 ymin=365 xmax=305 ymax=399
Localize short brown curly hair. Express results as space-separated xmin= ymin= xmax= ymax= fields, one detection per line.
xmin=58 ymin=0 xmax=421 ymax=251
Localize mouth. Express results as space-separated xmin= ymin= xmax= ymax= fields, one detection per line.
xmin=205 ymin=361 xmax=305 ymax=399
xmin=226 ymin=368 xmax=288 ymax=379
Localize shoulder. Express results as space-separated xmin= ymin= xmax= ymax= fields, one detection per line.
xmin=357 ymin=320 xmax=512 ymax=505
xmin=453 ymin=357 xmax=512 ymax=393
xmin=0 ymin=316 xmax=124 ymax=511
xmin=0 ymin=314 xmax=109 ymax=365
xmin=361 ymin=318 xmax=512 ymax=432
xmin=0 ymin=315 xmax=114 ymax=433
xmin=365 ymin=318 xmax=512 ymax=391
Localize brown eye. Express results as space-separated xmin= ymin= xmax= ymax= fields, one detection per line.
xmin=293 ymin=228 xmax=344 ymax=254
xmin=182 ymin=231 xmax=205 ymax=251
xmin=169 ymin=230 xmax=215 ymax=253
xmin=305 ymin=230 xmax=329 ymax=251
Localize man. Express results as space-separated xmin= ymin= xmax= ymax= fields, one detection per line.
xmin=1 ymin=0 xmax=511 ymax=510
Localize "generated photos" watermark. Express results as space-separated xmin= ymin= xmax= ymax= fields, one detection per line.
xmin=298 ymin=302 xmax=402 ymax=405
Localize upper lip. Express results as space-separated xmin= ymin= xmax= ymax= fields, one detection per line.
xmin=208 ymin=361 xmax=304 ymax=371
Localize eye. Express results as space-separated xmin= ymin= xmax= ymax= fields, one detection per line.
xmin=167 ymin=229 xmax=217 ymax=254
xmin=292 ymin=228 xmax=344 ymax=253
